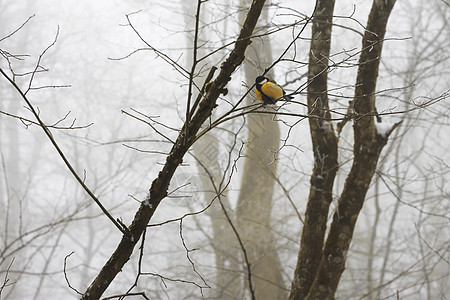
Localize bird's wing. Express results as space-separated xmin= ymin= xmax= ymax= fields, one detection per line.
xmin=261 ymin=82 xmax=284 ymax=100
xmin=255 ymin=89 xmax=264 ymax=103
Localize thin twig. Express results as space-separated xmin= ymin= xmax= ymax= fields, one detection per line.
xmin=64 ymin=252 xmax=82 ymax=295
xmin=125 ymin=11 xmax=190 ymax=77
xmin=141 ymin=272 xmax=205 ymax=289
xmin=414 ymin=223 xmax=450 ymax=265
xmin=179 ymin=219 xmax=209 ymax=295
xmin=0 ymin=15 xmax=35 ymax=42
xmin=185 ymin=0 xmax=203 ymax=140
xmin=102 ymin=292 xmax=149 ymax=300
xmin=193 ymin=142 xmax=256 ymax=300
xmin=0 ymin=257 xmax=15 ymax=296
xmin=121 ymin=110 xmax=175 ymax=144
xmin=0 ymin=109 xmax=93 ymax=130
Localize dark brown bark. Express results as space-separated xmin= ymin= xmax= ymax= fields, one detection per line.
xmin=306 ymin=0 xmax=397 ymax=299
xmin=81 ymin=1 xmax=266 ymax=299
xmin=289 ymin=1 xmax=338 ymax=299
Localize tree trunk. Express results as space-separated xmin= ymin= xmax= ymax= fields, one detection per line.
xmin=289 ymin=0 xmax=399 ymax=299
xmin=289 ymin=0 xmax=338 ymax=299
xmin=306 ymin=0 xmax=398 ymax=299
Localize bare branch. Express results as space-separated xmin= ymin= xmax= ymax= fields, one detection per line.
xmin=0 ymin=67 xmax=128 ymax=236
xmin=63 ymin=252 xmax=82 ymax=296
xmin=0 ymin=258 xmax=15 ymax=297
xmin=185 ymin=0 xmax=203 ymax=139
xmin=124 ymin=11 xmax=190 ymax=77
xmin=0 ymin=15 xmax=35 ymax=42
xmin=179 ymin=219 xmax=209 ymax=295
xmin=0 ymin=109 xmax=93 ymax=130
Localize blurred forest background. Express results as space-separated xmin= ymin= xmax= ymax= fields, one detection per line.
xmin=1 ymin=0 xmax=449 ymax=299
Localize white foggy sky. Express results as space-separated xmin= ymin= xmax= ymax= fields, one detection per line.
xmin=1 ymin=0 xmax=449 ymax=299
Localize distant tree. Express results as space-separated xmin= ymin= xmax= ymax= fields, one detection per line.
xmin=235 ymin=1 xmax=287 ymax=299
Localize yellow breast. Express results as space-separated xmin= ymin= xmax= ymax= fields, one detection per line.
xmin=261 ymin=82 xmax=284 ymax=100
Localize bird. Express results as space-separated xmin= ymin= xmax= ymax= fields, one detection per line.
xmin=255 ymin=75 xmax=292 ymax=105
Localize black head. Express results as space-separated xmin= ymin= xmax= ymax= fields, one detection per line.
xmin=255 ymin=76 xmax=268 ymax=85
